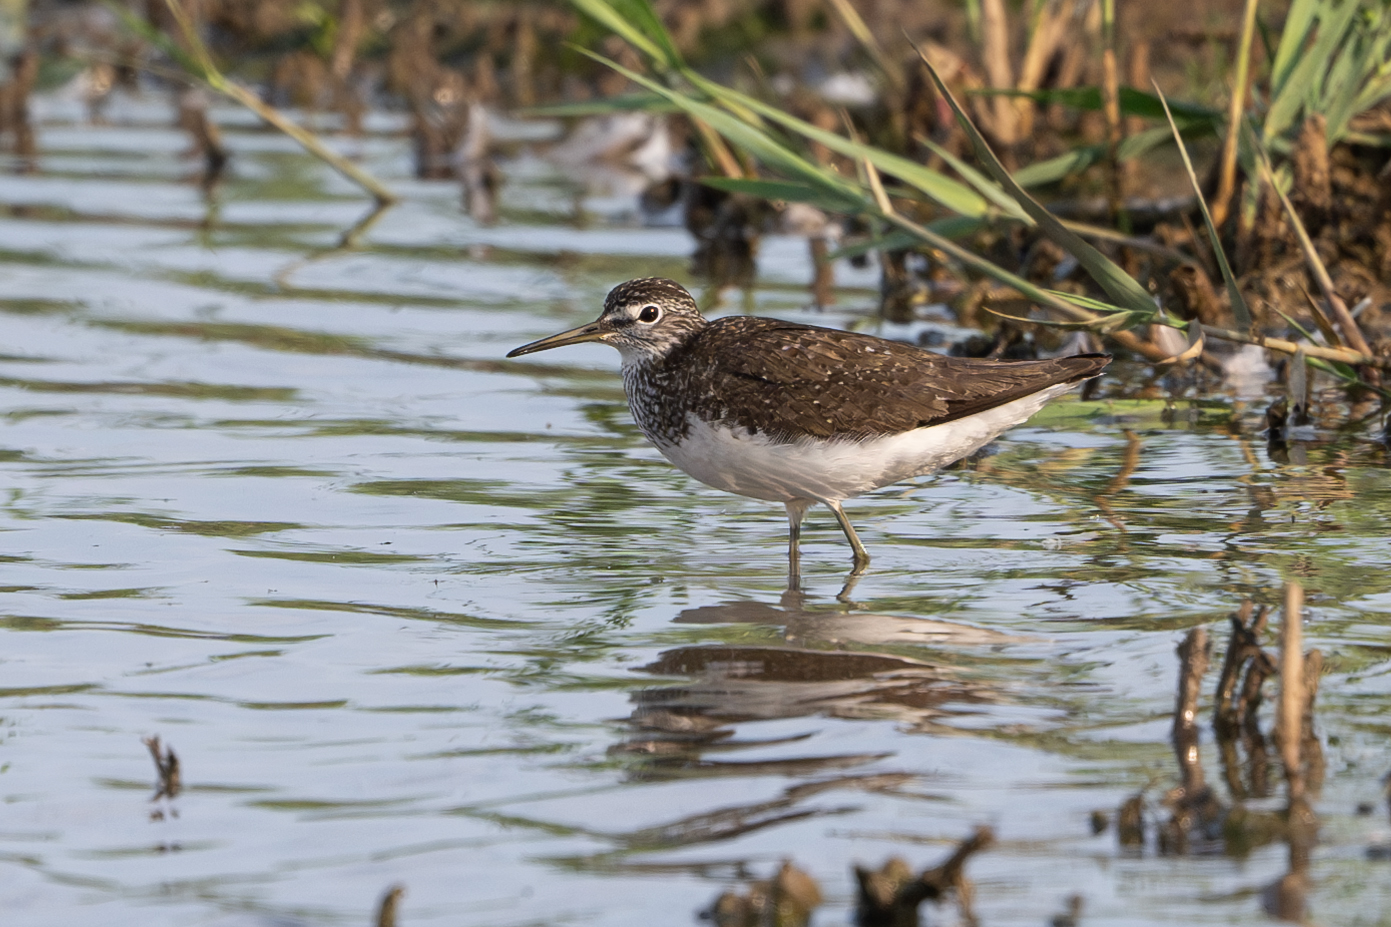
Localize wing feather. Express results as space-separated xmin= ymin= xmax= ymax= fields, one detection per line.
xmin=673 ymin=318 xmax=1106 ymax=440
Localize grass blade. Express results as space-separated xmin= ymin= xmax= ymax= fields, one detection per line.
xmin=1012 ymin=126 xmax=1184 ymax=187
xmin=1270 ymin=0 xmax=1322 ymax=96
xmin=576 ymin=49 xmax=866 ymax=204
xmin=683 ymin=71 xmax=996 ymax=218
xmin=608 ymin=0 xmax=684 ymax=68
xmin=914 ymin=43 xmax=1159 ymax=314
xmin=916 ymin=136 xmax=1026 ymax=215
xmin=523 ymin=94 xmax=676 ymax=117
xmin=700 ymin=177 xmax=864 ymax=212
xmin=1265 ymin=0 xmax=1363 ymax=144
xmin=828 ymin=218 xmax=991 ymax=259
xmin=569 ymin=0 xmax=675 ymax=69
xmin=1154 ymin=83 xmax=1252 ymax=330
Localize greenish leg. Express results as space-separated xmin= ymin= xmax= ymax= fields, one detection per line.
xmin=784 ymin=499 xmax=811 ymax=589
xmin=824 ymin=500 xmax=870 ymax=575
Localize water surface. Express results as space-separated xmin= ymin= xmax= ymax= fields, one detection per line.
xmin=2 ymin=95 xmax=1391 ymax=926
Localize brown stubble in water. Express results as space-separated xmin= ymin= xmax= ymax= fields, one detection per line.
xmin=853 ymin=825 xmax=994 ymax=927
xmin=375 ymin=883 xmax=405 ymax=927
xmin=143 ymin=735 xmax=181 ymax=825
xmin=705 ymin=860 xmax=821 ymax=927
xmin=1103 ymin=583 xmax=1329 ymax=893
xmin=1213 ymin=601 xmax=1276 ymax=799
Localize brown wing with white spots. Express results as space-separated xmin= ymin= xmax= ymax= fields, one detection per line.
xmin=673 ymin=317 xmax=1108 ymax=441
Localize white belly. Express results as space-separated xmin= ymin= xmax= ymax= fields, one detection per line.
xmin=652 ymin=383 xmax=1076 ymax=503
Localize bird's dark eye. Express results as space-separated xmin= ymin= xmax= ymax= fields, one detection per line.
xmin=637 ymin=305 xmax=661 ymax=323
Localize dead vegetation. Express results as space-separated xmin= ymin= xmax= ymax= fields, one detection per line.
xmin=702 ymin=827 xmax=993 ymax=927
xmin=1103 ymin=584 xmax=1323 ymax=916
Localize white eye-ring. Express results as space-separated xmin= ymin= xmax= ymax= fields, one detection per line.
xmin=637 ymin=304 xmax=661 ymax=324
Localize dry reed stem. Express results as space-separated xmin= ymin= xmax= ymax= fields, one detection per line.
xmin=1259 ymin=153 xmax=1376 ymax=366
xmin=1211 ymin=0 xmax=1261 ymax=229
xmin=979 ymin=0 xmax=1017 ymax=144
xmin=1125 ymin=41 xmax=1151 ymax=138
xmin=221 ymin=81 xmax=396 ymax=204
xmin=1301 ymin=284 xmax=1344 ymax=348
xmin=839 ymin=109 xmax=892 ymax=213
xmin=864 ymin=156 xmax=892 ymax=214
xmin=1015 ymin=0 xmax=1073 ymax=138
xmin=1197 ymin=323 xmax=1390 ymax=369
xmin=1101 ymin=47 xmax=1123 ymax=219
xmin=692 ymin=118 xmax=745 ymax=178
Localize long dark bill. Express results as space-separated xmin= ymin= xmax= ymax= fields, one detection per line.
xmin=506 ymin=322 xmax=606 ymax=358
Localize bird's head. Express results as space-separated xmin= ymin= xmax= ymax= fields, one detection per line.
xmin=506 ymin=278 xmax=707 ymax=366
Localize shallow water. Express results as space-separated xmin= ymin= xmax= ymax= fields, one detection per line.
xmin=2 ymin=96 xmax=1391 ymax=927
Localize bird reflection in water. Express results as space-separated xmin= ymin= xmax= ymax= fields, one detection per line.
xmin=595 ymin=597 xmax=1023 ymax=855
xmin=611 ymin=597 xmax=1024 ymax=782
